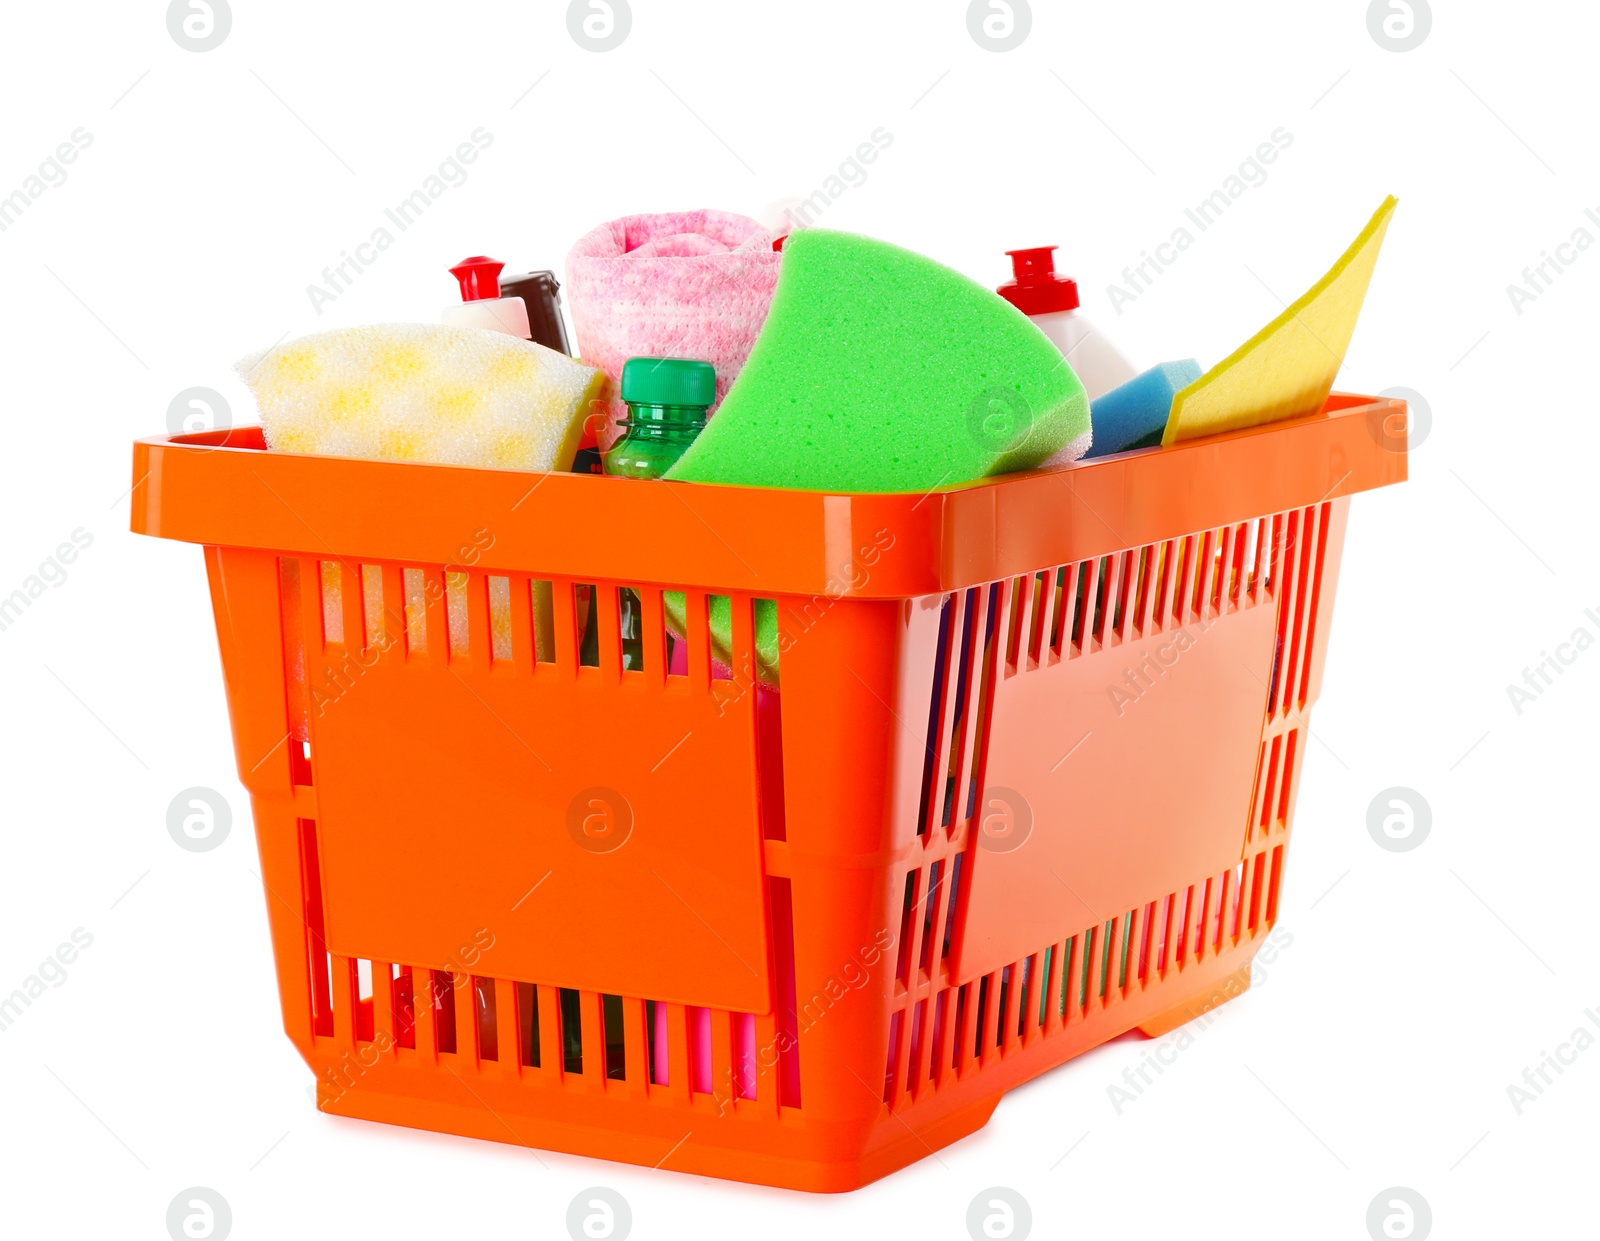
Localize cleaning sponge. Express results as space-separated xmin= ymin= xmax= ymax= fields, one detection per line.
xmin=1163 ymin=196 xmax=1397 ymax=445
xmin=665 ymin=230 xmax=1090 ymax=492
xmin=1085 ymin=360 xmax=1202 ymax=458
xmin=663 ymin=591 xmax=780 ymax=686
xmin=238 ymin=323 xmax=604 ymax=472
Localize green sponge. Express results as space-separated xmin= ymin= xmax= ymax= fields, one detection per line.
xmin=665 ymin=230 xmax=1090 ymax=492
xmin=664 ymin=592 xmax=780 ymax=685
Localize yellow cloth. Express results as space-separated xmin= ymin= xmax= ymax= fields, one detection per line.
xmin=1163 ymin=196 xmax=1397 ymax=445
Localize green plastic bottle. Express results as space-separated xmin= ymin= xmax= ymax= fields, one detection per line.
xmin=588 ymin=358 xmax=715 ymax=671
xmin=603 ymin=357 xmax=715 ymax=479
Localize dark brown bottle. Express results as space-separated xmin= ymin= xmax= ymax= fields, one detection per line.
xmin=497 ymin=270 xmax=571 ymax=355
xmin=501 ymin=269 xmax=600 ymax=474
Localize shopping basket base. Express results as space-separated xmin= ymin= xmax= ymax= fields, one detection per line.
xmin=1135 ymin=964 xmax=1252 ymax=1039
xmin=316 ymin=1073 xmax=1003 ymax=1193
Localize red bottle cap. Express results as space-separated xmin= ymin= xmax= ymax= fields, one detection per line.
xmin=997 ymin=246 xmax=1079 ymax=316
xmin=449 ymin=256 xmax=505 ymax=302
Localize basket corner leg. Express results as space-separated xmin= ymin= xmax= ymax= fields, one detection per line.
xmin=1136 ymin=963 xmax=1252 ymax=1039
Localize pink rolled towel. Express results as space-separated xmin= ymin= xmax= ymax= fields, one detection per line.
xmin=565 ymin=209 xmax=781 ymax=451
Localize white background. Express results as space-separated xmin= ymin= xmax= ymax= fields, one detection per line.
xmin=1 ymin=1 xmax=1595 ymax=1237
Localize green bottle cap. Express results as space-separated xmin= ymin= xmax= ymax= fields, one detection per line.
xmin=620 ymin=357 xmax=716 ymax=407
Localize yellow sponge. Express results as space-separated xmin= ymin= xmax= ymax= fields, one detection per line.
xmin=1163 ymin=196 xmax=1396 ymax=445
xmin=238 ymin=323 xmax=605 ymax=471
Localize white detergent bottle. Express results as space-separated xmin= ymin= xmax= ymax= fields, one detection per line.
xmin=442 ymin=256 xmax=532 ymax=339
xmin=998 ymin=246 xmax=1136 ymax=400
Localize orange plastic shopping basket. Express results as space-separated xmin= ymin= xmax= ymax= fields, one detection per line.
xmin=130 ymin=393 xmax=1406 ymax=1191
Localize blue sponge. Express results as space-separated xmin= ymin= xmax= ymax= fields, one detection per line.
xmin=1086 ymin=360 xmax=1202 ymax=458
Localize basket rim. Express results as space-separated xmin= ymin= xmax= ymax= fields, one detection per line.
xmin=130 ymin=393 xmax=1406 ymax=599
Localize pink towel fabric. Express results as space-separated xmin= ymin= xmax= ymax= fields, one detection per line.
xmin=565 ymin=210 xmax=781 ymax=451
